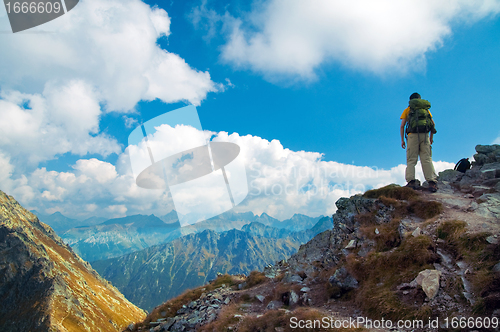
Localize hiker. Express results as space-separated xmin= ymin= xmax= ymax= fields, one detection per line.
xmin=400 ymin=93 xmax=438 ymax=192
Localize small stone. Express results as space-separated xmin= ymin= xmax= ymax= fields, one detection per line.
xmin=255 ymin=295 xmax=265 ymax=303
xmin=375 ymin=228 xmax=380 ymax=235
xmin=493 ymin=262 xmax=500 ymax=273
xmin=290 ymin=290 xmax=299 ymax=305
xmin=412 ymin=227 xmax=421 ymax=237
xmin=403 ymin=291 xmax=409 ymax=295
xmin=283 ymin=274 xmax=302 ymax=283
xmin=345 ymin=239 xmax=356 ymax=249
xmin=486 ymin=236 xmax=499 ymax=244
xmin=414 ymin=269 xmax=441 ymax=299
xmin=329 ymin=267 xmax=358 ymax=289
xmin=266 ymin=300 xmax=282 ymax=310
xmin=300 ymin=287 xmax=311 ymax=292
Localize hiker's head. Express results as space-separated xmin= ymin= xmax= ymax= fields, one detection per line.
xmin=409 ymin=93 xmax=421 ymax=100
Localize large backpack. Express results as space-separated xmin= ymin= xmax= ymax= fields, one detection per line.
xmin=406 ymin=99 xmax=435 ymax=134
xmin=454 ymin=158 xmax=471 ymax=173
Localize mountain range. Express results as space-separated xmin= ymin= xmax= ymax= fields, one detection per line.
xmin=91 ymin=216 xmax=332 ymax=311
xmin=37 ymin=210 xmax=324 ymax=262
xmin=31 ymin=210 xmax=107 ymax=233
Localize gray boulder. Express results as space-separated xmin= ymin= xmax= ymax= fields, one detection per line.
xmin=438 ymin=169 xmax=462 ymax=182
xmin=329 ymin=267 xmax=359 ymax=290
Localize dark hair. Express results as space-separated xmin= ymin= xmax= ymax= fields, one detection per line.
xmin=409 ymin=92 xmax=421 ymax=100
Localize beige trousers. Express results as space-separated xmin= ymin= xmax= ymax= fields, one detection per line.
xmin=406 ymin=133 xmax=437 ymax=183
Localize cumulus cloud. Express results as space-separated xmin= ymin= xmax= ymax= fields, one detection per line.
xmin=194 ymin=0 xmax=500 ymax=79
xmin=0 ymin=0 xmax=222 ymax=190
xmin=0 ymin=0 xmax=220 ymax=110
xmin=3 ymin=154 xmax=174 ymax=219
xmin=0 ymin=82 xmax=121 ymax=167
xmin=0 ymin=131 xmax=455 ymax=220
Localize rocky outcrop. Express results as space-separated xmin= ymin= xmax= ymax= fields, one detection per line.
xmin=135 ymin=285 xmax=234 ymax=331
xmin=438 ymin=144 xmax=500 ymax=219
xmin=473 ymin=144 xmax=500 ymax=167
xmin=0 ymin=191 xmax=146 ymax=332
xmin=278 ymin=195 xmax=384 ymax=278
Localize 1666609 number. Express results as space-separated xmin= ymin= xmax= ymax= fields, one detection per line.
xmin=5 ymin=1 xmax=61 ymax=14
xmin=443 ymin=316 xmax=498 ymax=329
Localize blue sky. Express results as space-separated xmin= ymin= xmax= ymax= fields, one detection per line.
xmin=1 ymin=0 xmax=499 ymax=220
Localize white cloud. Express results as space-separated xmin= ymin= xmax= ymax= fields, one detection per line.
xmin=1 ymin=154 xmax=173 ymax=218
xmin=0 ymin=0 xmax=219 ymax=110
xmin=493 ymin=134 xmax=500 ymax=144
xmin=0 ymin=82 xmax=121 ymax=166
xmin=123 ymin=116 xmax=139 ymax=129
xmin=197 ymin=0 xmax=500 ymax=79
xmin=0 ymin=131 xmax=455 ymax=220
xmin=0 ymin=0 xmax=222 ymax=184
xmin=73 ymin=158 xmax=118 ymax=184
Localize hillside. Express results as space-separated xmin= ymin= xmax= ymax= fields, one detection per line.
xmin=0 ymin=191 xmax=146 ymax=332
xmin=129 ymin=144 xmax=500 ymax=332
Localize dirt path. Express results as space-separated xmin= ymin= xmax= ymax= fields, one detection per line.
xmin=422 ymin=185 xmax=500 ymax=235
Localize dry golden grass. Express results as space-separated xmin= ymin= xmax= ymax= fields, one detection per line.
xmin=436 ymin=220 xmax=500 ymax=314
xmin=360 ymin=220 xmax=401 ymax=252
xmin=197 ymin=302 xmax=242 ymax=332
xmin=345 ymin=235 xmax=439 ymax=321
xmin=407 ymin=199 xmax=443 ymax=219
xmin=236 ymin=308 xmax=363 ymax=332
xmin=363 ymin=184 xmax=419 ymax=201
xmin=244 ymin=271 xmax=268 ymax=289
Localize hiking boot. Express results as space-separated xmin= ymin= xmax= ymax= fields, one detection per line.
xmin=428 ymin=181 xmax=438 ymax=193
xmin=405 ymin=180 xmax=418 ymax=190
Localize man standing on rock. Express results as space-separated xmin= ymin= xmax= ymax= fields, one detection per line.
xmin=400 ymin=92 xmax=438 ymax=192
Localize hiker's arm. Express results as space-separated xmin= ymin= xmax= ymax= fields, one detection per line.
xmin=430 ymin=119 xmax=436 ymax=144
xmin=400 ymin=118 xmax=406 ymax=149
